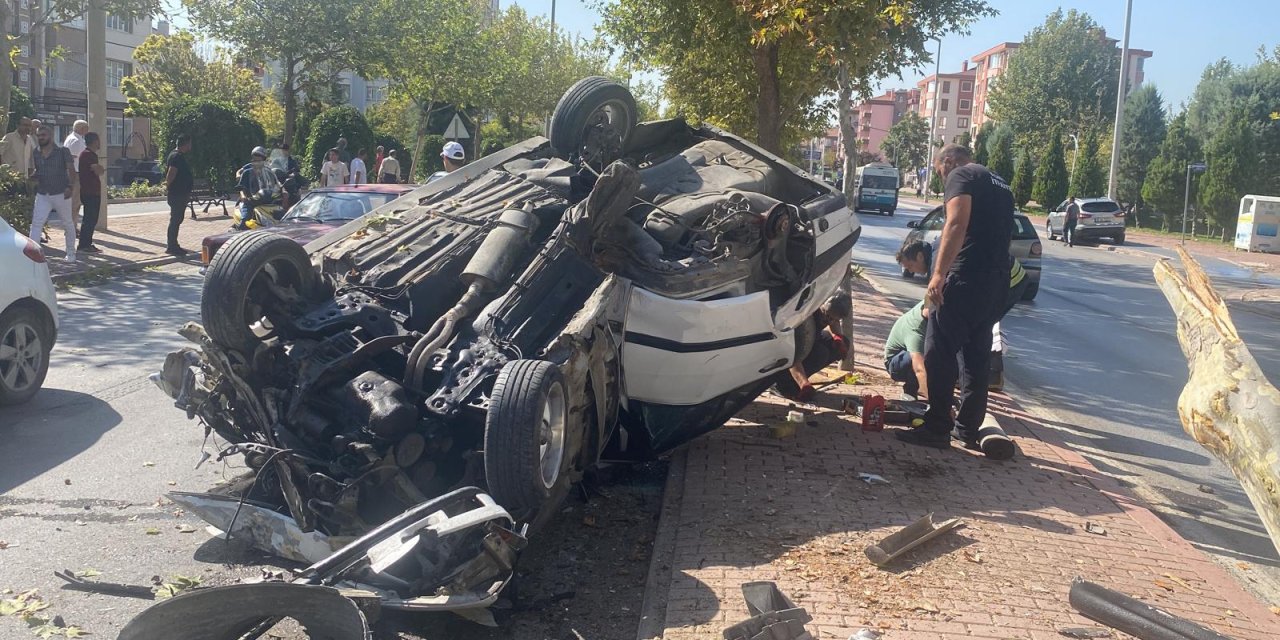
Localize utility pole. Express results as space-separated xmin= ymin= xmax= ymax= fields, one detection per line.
xmin=87 ymin=2 xmax=107 ymax=230
xmin=1068 ymin=133 xmax=1080 ymax=189
xmin=1182 ymin=161 xmax=1206 ymax=243
xmin=923 ymin=38 xmax=942 ymax=203
xmin=550 ymin=0 xmax=556 ymax=33
xmin=1107 ymin=0 xmax=1134 ymax=200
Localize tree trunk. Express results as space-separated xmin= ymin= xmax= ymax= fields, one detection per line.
xmin=282 ymin=59 xmax=298 ymax=148
xmin=1154 ymin=247 xmax=1280 ymax=556
xmin=836 ymin=63 xmax=857 ymax=205
xmin=751 ymin=44 xmax=783 ymax=154
xmin=409 ymin=101 xmax=436 ymax=181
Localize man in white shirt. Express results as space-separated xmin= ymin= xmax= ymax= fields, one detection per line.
xmin=0 ymin=117 xmax=35 ymax=179
xmin=350 ymin=148 xmax=368 ymax=184
xmin=63 ymin=120 xmax=89 ymax=223
xmin=319 ymin=148 xmax=349 ymax=186
xmin=378 ymin=149 xmax=400 ymax=183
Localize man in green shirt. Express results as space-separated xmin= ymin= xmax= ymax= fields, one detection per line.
xmin=883 ymin=301 xmax=929 ymax=400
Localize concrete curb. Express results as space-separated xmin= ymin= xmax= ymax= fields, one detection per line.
xmin=106 ymin=195 xmax=166 ymax=204
xmin=636 ymin=447 xmax=687 ymax=640
xmin=50 ymin=254 xmax=193 ymax=285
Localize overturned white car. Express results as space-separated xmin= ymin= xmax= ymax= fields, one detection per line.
xmin=147 ymin=77 xmax=860 ymax=625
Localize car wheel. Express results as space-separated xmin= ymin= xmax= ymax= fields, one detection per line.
xmin=1045 ymin=220 xmax=1056 ymax=240
xmin=485 ymin=359 xmax=570 ymax=513
xmin=1114 ymin=234 xmax=1125 ymax=246
xmin=1021 ymin=281 xmax=1039 ymax=301
xmin=201 ymin=231 xmax=318 ymax=354
xmin=549 ymin=76 xmax=637 ymax=169
xmin=0 ymin=306 xmax=51 ymax=406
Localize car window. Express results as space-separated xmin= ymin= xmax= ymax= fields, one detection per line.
xmin=860 ymin=174 xmax=897 ymax=190
xmin=921 ymin=207 xmax=945 ymax=231
xmin=285 ymin=192 xmax=402 ymax=222
xmin=1081 ymin=201 xmax=1120 ymax=213
xmin=1012 ymin=216 xmax=1038 ymax=240
xmin=1055 ymin=200 xmax=1069 ymax=212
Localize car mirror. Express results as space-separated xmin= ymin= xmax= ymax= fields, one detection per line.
xmin=906 ymin=220 xmax=919 ymax=228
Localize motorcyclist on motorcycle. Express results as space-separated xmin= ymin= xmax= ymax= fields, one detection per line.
xmin=235 ymin=146 xmax=282 ymax=229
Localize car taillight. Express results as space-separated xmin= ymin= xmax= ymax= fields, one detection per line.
xmin=1079 ymin=213 xmax=1093 ymax=219
xmin=1030 ymin=241 xmax=1042 ymax=257
xmin=1114 ymin=211 xmax=1126 ymax=218
xmin=22 ymin=237 xmax=46 ymax=263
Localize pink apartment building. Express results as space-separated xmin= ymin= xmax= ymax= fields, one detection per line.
xmin=915 ymin=63 xmax=978 ymax=145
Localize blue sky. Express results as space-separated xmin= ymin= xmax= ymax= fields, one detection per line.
xmin=512 ymin=0 xmax=1278 ymax=113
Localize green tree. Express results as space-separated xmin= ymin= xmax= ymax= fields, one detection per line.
xmin=954 ymin=130 xmax=972 ymax=148
xmin=250 ymin=96 xmax=286 ymax=142
xmin=0 ymin=0 xmax=163 ymax=131
xmin=928 ymin=169 xmax=943 ymax=195
xmin=1116 ymin=85 xmax=1166 ymax=210
xmin=881 ymin=112 xmax=929 ymax=177
xmin=598 ymin=0 xmax=993 ymax=155
xmin=1033 ymin=130 xmax=1068 ymax=208
xmin=303 ymin=106 xmax=376 ymax=178
xmin=156 ymin=98 xmax=265 ymax=189
xmin=1185 ymin=48 xmax=1280 ymax=194
xmin=1198 ymin=107 xmax=1259 ymax=236
xmin=987 ymin=9 xmax=1121 ymax=152
xmin=985 ymin=124 xmax=1015 ymax=180
xmin=1070 ymin=131 xmax=1105 ymax=197
xmin=972 ymin=121 xmax=994 ymax=165
xmin=1011 ymin=149 xmax=1034 ymax=208
xmin=185 ymin=0 xmax=380 ymax=146
xmin=121 ymin=31 xmax=263 ymax=118
xmin=5 ymin=87 xmax=34 ymax=133
xmin=1142 ymin=114 xmax=1201 ymax=230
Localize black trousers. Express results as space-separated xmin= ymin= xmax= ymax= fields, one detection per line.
xmin=79 ymin=195 xmax=102 ymax=249
xmin=922 ymin=268 xmax=1006 ymax=437
xmin=167 ymin=195 xmax=189 ymax=249
xmin=1063 ymin=219 xmax=1077 ymax=245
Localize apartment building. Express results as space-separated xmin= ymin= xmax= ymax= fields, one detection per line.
xmin=915 ymin=64 xmax=977 ymax=146
xmin=849 ymin=88 xmax=921 ymax=161
xmin=969 ymin=40 xmax=1153 ymax=135
xmin=8 ymin=8 xmax=169 ymax=180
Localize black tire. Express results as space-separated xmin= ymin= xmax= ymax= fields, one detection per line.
xmin=548 ymin=76 xmax=638 ymax=168
xmin=1114 ymin=234 xmax=1126 ymax=246
xmin=1021 ymin=281 xmax=1039 ymax=301
xmin=1045 ymin=220 xmax=1056 ymax=240
xmin=0 ymin=305 xmax=52 ymax=406
xmin=485 ymin=360 xmax=571 ymax=513
xmin=201 ymin=231 xmax=318 ymax=354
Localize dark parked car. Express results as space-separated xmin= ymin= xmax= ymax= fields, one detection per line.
xmin=120 ymin=160 xmax=164 ymax=186
xmin=199 ymin=184 xmax=416 ymax=265
xmin=148 ymin=77 xmax=859 ymax=625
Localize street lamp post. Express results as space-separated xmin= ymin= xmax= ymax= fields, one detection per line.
xmin=1182 ymin=161 xmax=1207 ymax=243
xmin=1107 ymin=0 xmax=1134 ymax=200
xmin=1068 ymin=133 xmax=1080 ymax=190
xmin=923 ymin=38 xmax=942 ymax=203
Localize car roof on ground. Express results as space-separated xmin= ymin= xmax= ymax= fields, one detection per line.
xmin=309 ymin=184 xmax=417 ymax=195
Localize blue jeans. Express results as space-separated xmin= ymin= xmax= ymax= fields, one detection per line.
xmin=885 ymin=349 xmax=920 ymax=397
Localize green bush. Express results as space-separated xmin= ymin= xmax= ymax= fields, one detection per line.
xmin=6 ymin=88 xmax=35 ymax=133
xmin=0 ymin=165 xmax=33 ymax=232
xmin=303 ymin=106 xmax=375 ymax=179
xmin=107 ymin=182 xmax=167 ymax=199
xmin=412 ymin=134 xmax=446 ymax=182
xmin=156 ymin=98 xmax=266 ymax=190
xmin=478 ymin=120 xmax=539 ymax=158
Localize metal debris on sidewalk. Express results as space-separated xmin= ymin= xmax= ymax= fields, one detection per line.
xmin=857 ymin=473 xmax=890 ymax=486
xmin=864 ymin=513 xmax=964 ymax=568
xmin=1084 ymin=521 xmax=1107 ymax=536
xmin=1068 ymin=577 xmax=1235 ymax=640
xmin=1057 ymin=627 xmax=1112 ymax=638
xmin=723 ymin=581 xmax=814 ymax=640
xmin=53 ymin=569 xmax=155 ymax=600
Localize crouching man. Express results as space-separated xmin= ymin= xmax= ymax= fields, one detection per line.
xmin=774 ymin=296 xmax=851 ymax=401
xmin=883 ymin=301 xmax=929 ymax=401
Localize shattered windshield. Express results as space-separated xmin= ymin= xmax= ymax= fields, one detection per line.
xmin=284 ymin=192 xmax=400 ymax=223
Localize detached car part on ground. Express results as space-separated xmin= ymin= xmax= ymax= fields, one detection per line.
xmin=148 ymin=77 xmax=860 ymax=624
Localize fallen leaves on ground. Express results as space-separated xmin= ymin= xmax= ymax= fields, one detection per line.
xmin=1 ymin=591 xmax=88 ymax=637
xmin=153 ymin=575 xmax=202 ymax=600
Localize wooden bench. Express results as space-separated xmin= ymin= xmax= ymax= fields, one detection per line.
xmin=188 ymin=180 xmax=230 ymax=220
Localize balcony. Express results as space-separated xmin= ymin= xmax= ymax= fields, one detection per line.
xmin=45 ymin=59 xmax=87 ymax=93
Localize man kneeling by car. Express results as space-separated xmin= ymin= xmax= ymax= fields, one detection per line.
xmin=774 ymin=296 xmax=851 ymax=401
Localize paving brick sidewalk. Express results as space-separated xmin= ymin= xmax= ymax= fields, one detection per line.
xmin=642 ymin=276 xmax=1280 ymax=639
xmin=40 ymin=210 xmax=233 ymax=282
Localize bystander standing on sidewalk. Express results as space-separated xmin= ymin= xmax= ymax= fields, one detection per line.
xmin=320 ymin=149 xmax=349 ymax=187
xmin=374 ymin=146 xmax=385 ymax=175
xmin=896 ymin=143 xmax=1014 ymax=459
xmin=77 ymin=132 xmax=105 ymax=253
xmin=378 ymin=150 xmax=400 ymax=184
xmin=29 ymin=125 xmax=77 ymax=263
xmin=63 ymin=119 xmax=88 ymax=226
xmin=350 ymin=148 xmax=368 ymax=185
xmin=165 ymin=134 xmax=194 ymax=256
xmin=0 ymin=117 xmax=35 ymax=179
xmin=1064 ymin=195 xmax=1080 ymax=247
xmin=336 ymin=137 xmax=351 ymax=166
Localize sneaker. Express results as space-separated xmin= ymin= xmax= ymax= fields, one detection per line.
xmin=165 ymin=246 xmax=190 ymax=257
xmin=894 ymin=427 xmax=952 ymax=450
xmin=78 ymin=245 xmax=103 ymax=253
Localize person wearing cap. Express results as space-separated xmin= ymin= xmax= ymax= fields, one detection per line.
xmin=236 ymin=145 xmax=281 ymax=228
xmin=63 ymin=119 xmax=89 ymax=224
xmin=320 ymin=148 xmax=349 ymax=187
xmin=378 ymin=149 xmax=400 ymax=184
xmin=428 ymin=141 xmax=466 ymax=183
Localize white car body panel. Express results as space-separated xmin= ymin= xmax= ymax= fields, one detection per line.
xmin=0 ymin=218 xmax=58 ymax=331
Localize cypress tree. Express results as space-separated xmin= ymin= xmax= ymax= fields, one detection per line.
xmin=1011 ymin=149 xmax=1035 ymax=209
xmin=1033 ymin=130 xmax=1069 ymax=207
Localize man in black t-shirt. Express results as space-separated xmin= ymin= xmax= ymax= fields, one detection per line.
xmin=896 ymin=144 xmax=1015 ymax=460
xmin=164 ymin=134 xmax=194 ymax=256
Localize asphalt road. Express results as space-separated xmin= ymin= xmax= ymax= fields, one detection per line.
xmin=853 ymin=198 xmax=1280 ymax=602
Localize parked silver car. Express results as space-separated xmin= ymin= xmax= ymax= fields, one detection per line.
xmin=900 ymin=206 xmax=1042 ymax=301
xmin=1046 ymin=197 xmax=1127 ymax=245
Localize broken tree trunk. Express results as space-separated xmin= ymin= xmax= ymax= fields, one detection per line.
xmin=1154 ymin=246 xmax=1280 ymax=554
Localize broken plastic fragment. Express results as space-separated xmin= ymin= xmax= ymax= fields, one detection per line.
xmin=858 ymin=473 xmax=889 ymax=486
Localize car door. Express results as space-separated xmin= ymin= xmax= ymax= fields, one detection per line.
xmin=1048 ymin=201 xmax=1068 ymax=231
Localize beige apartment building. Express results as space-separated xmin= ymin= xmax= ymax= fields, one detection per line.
xmin=915 ymin=63 xmax=977 ymax=146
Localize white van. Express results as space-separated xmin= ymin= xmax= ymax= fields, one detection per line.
xmin=854 ymin=163 xmax=899 ymax=216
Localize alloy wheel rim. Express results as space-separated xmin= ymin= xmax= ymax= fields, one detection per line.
xmin=0 ymin=322 xmax=43 ymax=393
xmin=538 ymin=381 xmax=567 ymax=490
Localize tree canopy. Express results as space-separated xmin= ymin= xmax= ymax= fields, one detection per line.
xmin=1199 ymin=106 xmax=1259 ymax=232
xmin=1010 ymin=149 xmax=1033 ymax=208
xmin=1115 ymin=84 xmax=1167 ymax=209
xmin=122 ymin=31 xmax=263 ymax=118
xmin=1142 ymin=114 xmax=1201 ymax=230
xmin=881 ymin=112 xmax=929 ymax=176
xmin=1069 ymin=131 xmax=1105 ymax=197
xmin=987 ymin=9 xmax=1120 ymax=152
xmin=1033 ymin=129 xmax=1068 ymax=208
xmin=985 ymin=124 xmax=1015 ymax=181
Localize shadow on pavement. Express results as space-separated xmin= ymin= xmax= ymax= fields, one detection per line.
xmin=0 ymin=388 xmax=122 ymax=493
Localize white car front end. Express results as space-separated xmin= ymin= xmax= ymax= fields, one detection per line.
xmin=0 ymin=217 xmax=59 ymax=404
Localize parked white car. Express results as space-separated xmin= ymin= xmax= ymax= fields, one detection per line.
xmin=1046 ymin=197 xmax=1127 ymax=245
xmin=0 ymin=216 xmax=58 ymax=405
